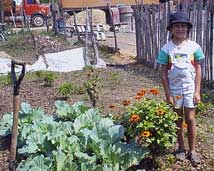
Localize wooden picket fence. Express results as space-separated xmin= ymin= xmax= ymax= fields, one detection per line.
xmin=134 ymin=0 xmax=214 ymax=85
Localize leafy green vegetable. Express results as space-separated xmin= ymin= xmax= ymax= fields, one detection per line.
xmin=55 ymin=101 xmax=89 ymax=121
xmin=0 ymin=101 xmax=149 ymax=170
xmin=0 ymin=113 xmax=13 ymax=136
xmin=17 ymin=155 xmax=51 ymax=171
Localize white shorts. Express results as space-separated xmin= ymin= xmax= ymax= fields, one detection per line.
xmin=172 ymin=93 xmax=195 ymax=109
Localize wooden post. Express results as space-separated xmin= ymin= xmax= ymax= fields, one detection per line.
xmin=73 ymin=10 xmax=81 ymax=41
xmin=134 ymin=6 xmax=140 ymax=61
xmin=84 ymin=7 xmax=89 ymax=66
xmin=20 ymin=3 xmax=25 ymax=29
xmin=141 ymin=4 xmax=145 ymax=61
xmin=134 ymin=0 xmax=141 ymax=62
xmin=51 ymin=0 xmax=57 ymax=34
xmin=89 ymin=8 xmax=99 ymax=65
xmin=209 ymin=1 xmax=213 ymax=82
xmin=107 ymin=3 xmax=118 ymax=53
xmin=10 ymin=9 xmax=17 ymax=31
xmin=201 ymin=3 xmax=208 ymax=80
xmin=62 ymin=10 xmax=66 ymax=38
xmin=205 ymin=0 xmax=211 ymax=82
xmin=45 ymin=15 xmax=49 ymax=32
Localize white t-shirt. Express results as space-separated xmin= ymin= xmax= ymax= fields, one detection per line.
xmin=157 ymin=40 xmax=205 ymax=94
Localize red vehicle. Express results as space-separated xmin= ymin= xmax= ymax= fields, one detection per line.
xmin=23 ymin=0 xmax=50 ymax=27
xmin=4 ymin=0 xmax=50 ymax=27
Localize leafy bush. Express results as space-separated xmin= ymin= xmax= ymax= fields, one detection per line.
xmin=111 ymin=88 xmax=178 ymax=155
xmin=0 ymin=101 xmax=149 ymax=171
xmin=58 ymin=83 xmax=85 ymax=97
xmin=196 ymin=102 xmax=213 ymax=114
xmin=35 ymin=71 xmax=57 ymax=86
xmin=201 ymin=91 xmax=214 ymax=103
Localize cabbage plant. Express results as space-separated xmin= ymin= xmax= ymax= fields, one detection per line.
xmin=0 ymin=101 xmax=149 ymax=171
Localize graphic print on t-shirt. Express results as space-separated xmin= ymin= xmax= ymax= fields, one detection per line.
xmin=173 ymin=53 xmax=188 ymax=68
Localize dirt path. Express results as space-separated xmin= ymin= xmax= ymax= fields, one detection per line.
xmin=101 ymin=32 xmax=136 ymax=56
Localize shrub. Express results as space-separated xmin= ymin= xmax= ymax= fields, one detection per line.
xmin=35 ymin=71 xmax=57 ymax=86
xmin=111 ymin=88 xmax=179 ymax=155
xmin=58 ymin=83 xmax=85 ymax=97
xmin=196 ymin=102 xmax=213 ymax=114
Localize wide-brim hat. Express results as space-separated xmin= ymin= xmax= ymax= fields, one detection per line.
xmin=167 ymin=12 xmax=193 ymax=30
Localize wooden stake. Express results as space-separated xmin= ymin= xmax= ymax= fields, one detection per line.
xmin=107 ymin=3 xmax=118 ymax=53
xmin=9 ymin=61 xmax=25 ymax=171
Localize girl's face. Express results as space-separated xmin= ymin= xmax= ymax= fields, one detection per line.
xmin=171 ymin=23 xmax=189 ymax=40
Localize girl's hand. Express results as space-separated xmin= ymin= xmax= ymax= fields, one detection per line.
xmin=194 ymin=92 xmax=201 ymax=105
xmin=166 ymin=95 xmax=174 ymax=105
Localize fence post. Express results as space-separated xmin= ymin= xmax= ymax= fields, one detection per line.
xmin=107 ymin=3 xmax=118 ymax=53
xmin=209 ymin=1 xmax=214 ymax=82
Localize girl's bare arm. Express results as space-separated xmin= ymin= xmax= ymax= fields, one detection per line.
xmin=161 ymin=65 xmax=173 ymax=104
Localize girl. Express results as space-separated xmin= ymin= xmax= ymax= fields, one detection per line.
xmin=157 ymin=12 xmax=205 ymax=166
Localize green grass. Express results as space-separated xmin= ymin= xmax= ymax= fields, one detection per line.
xmin=102 ymin=71 xmax=122 ymax=87
xmin=0 ymin=31 xmax=34 ymax=57
xmin=24 ymin=72 xmax=40 ymax=81
xmin=0 ymin=73 xmax=12 ymax=88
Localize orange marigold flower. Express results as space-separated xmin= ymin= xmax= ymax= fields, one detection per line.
xmin=140 ymin=89 xmax=147 ymax=94
xmin=122 ymin=98 xmax=131 ymax=106
xmin=140 ymin=130 xmax=151 ymax=138
xmin=137 ymin=92 xmax=143 ymax=96
xmin=156 ymin=108 xmax=165 ymax=115
xmin=135 ymin=95 xmax=142 ymax=100
xmin=150 ymin=88 xmax=160 ymax=95
xmin=182 ymin=122 xmax=188 ymax=128
xmin=175 ymin=95 xmax=181 ymax=100
xmin=109 ymin=104 xmax=116 ymax=109
xmin=137 ymin=89 xmax=146 ymax=97
xmin=130 ymin=114 xmax=140 ymax=123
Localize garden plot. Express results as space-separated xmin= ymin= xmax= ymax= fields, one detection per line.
xmin=0 ymin=29 xmax=214 ymax=171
